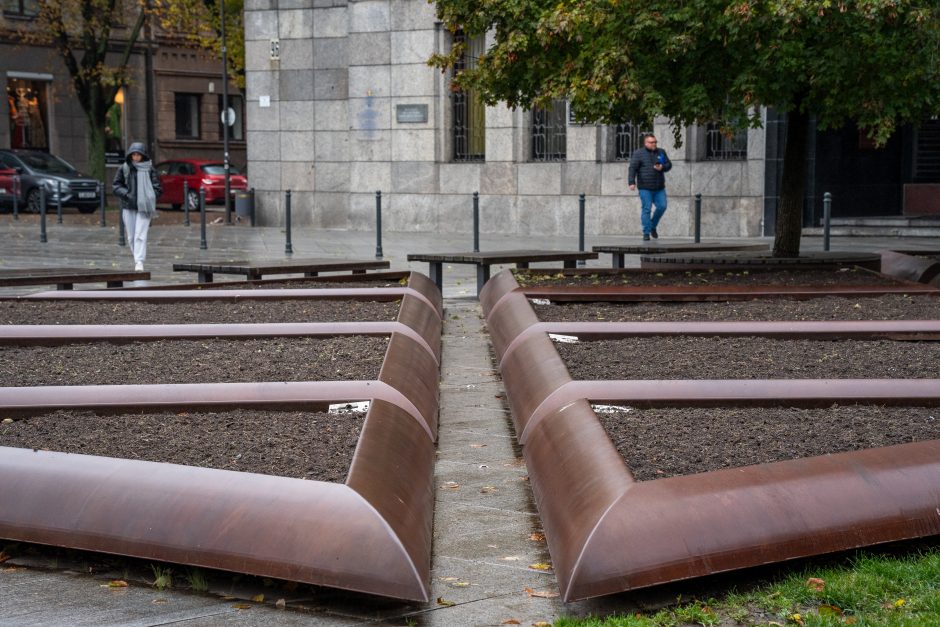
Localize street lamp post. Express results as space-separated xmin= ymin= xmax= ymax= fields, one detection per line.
xmin=221 ymin=0 xmax=232 ymax=224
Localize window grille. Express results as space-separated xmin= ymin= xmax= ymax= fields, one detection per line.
xmin=614 ymin=122 xmax=652 ymax=161
xmin=3 ymin=0 xmax=38 ymax=16
xmin=452 ymin=33 xmax=486 ymax=162
xmin=532 ymin=99 xmax=567 ymax=162
xmin=705 ymin=123 xmax=747 ymax=160
xmin=913 ymin=117 xmax=940 ymax=183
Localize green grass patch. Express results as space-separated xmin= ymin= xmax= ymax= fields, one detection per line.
xmin=556 ymin=548 xmax=940 ymax=626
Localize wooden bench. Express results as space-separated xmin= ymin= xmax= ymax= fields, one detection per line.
xmin=172 ymin=258 xmax=391 ymax=283
xmin=406 ymin=250 xmax=598 ymax=296
xmin=593 ymin=242 xmax=770 ymax=268
xmin=0 ymin=268 xmax=150 ymax=290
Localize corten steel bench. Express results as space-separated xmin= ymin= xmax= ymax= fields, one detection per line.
xmin=479 ymin=269 xmax=940 ymax=601
xmin=173 ymin=258 xmax=391 ymax=283
xmin=0 ymin=268 xmax=149 ymax=290
xmin=406 ymin=250 xmax=598 ymax=296
xmin=593 ymin=242 xmax=769 ymax=268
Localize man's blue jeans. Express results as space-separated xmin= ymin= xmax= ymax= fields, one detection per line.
xmin=639 ymin=188 xmax=667 ymax=235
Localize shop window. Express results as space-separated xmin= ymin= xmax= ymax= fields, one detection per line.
xmin=532 ymin=99 xmax=567 ymax=162
xmin=218 ymin=94 xmax=244 ymax=141
xmin=175 ymin=93 xmax=201 ymax=139
xmin=6 ymin=78 xmax=49 ymax=149
xmin=452 ymin=32 xmax=486 ymax=162
xmin=3 ymin=0 xmax=39 ymax=16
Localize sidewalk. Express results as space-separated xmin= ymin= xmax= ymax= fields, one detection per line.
xmin=0 ymin=215 xmax=930 ymax=625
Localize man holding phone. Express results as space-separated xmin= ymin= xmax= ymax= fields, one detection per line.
xmin=628 ymin=133 xmax=672 ymax=241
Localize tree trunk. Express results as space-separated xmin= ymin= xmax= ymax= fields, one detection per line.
xmin=772 ymin=108 xmax=809 ymax=258
xmin=86 ymin=114 xmax=107 ymax=184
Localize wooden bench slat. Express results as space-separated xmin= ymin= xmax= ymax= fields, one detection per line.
xmin=0 ymin=268 xmax=149 ymax=288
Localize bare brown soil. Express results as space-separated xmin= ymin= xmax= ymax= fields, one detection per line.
xmin=514 ymin=267 xmax=908 ymax=287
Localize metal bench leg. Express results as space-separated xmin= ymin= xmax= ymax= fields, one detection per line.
xmin=351 ymin=269 xmax=366 ymax=274
xmin=563 ymin=260 xmax=577 ymax=269
xmin=613 ymin=253 xmax=625 ymax=269
xmin=428 ymin=262 xmax=443 ymax=292
xmin=106 ymin=281 xmax=123 ymax=288
xmin=198 ymin=271 xmax=214 ymax=283
xmin=247 ymin=272 xmax=262 ymax=281
xmin=476 ymin=264 xmax=490 ymax=297
xmin=304 ymin=271 xmax=319 ymax=277
xmin=515 ymin=262 xmax=529 ymax=269
xmin=56 ymin=283 xmax=74 ymax=290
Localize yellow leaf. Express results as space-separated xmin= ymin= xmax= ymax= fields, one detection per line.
xmin=450 ymin=581 xmax=470 ymax=587
xmin=436 ymin=596 xmax=456 ymax=607
xmin=817 ymin=604 xmax=841 ymax=616
xmin=440 ymin=576 xmax=459 ymax=581
xmin=894 ymin=599 xmax=906 ymax=608
xmin=233 ymin=603 xmax=252 ymax=610
xmin=533 ymin=622 xmax=552 ymax=627
xmin=251 ymin=594 xmax=264 ymax=603
xmin=528 ymin=562 xmax=552 ymax=571
xmin=524 ymin=587 xmax=560 ymax=598
xmin=502 ymin=620 xmax=521 ymax=625
xmin=108 ymin=580 xmax=128 ymax=588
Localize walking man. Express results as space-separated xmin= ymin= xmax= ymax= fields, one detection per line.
xmin=628 ymin=133 xmax=672 ymax=241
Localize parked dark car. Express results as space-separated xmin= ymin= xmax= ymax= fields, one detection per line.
xmin=0 ymin=165 xmax=22 ymax=211
xmin=0 ymin=149 xmax=101 ymax=213
xmin=155 ymin=159 xmax=248 ymax=211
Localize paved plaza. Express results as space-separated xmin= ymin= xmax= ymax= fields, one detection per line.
xmin=0 ymin=210 xmax=933 ymax=625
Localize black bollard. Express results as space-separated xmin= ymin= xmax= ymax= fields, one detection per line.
xmin=285 ymin=189 xmax=293 ymax=255
xmin=578 ymin=193 xmax=586 ymax=266
xmin=183 ymin=180 xmax=190 ymax=226
xmin=199 ymin=188 xmax=208 ymax=250
xmin=694 ymin=193 xmax=702 ymax=244
xmin=823 ymin=192 xmax=832 ymax=252
xmin=56 ymin=181 xmax=63 ymax=224
xmin=39 ymin=186 xmax=47 ymax=243
xmin=118 ymin=202 xmax=126 ymax=246
xmin=375 ymin=190 xmax=383 ymax=259
xmin=99 ymin=181 xmax=106 ymax=227
xmin=12 ymin=175 xmax=19 ymax=220
xmin=249 ymin=187 xmax=256 ymax=227
xmin=472 ymin=192 xmax=480 ymax=253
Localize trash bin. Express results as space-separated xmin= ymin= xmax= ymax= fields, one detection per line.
xmin=235 ymin=191 xmax=252 ymax=217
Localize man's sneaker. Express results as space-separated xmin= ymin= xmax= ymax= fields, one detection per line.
xmin=651 ymin=228 xmax=658 ymax=239
xmin=135 ymin=262 xmax=144 ymax=271
xmin=642 ymin=233 xmax=651 ymax=241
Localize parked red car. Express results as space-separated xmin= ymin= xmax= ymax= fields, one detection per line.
xmin=155 ymin=159 xmax=248 ymax=210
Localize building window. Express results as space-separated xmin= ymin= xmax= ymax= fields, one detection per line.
xmin=218 ymin=94 xmax=244 ymax=141
xmin=532 ymin=99 xmax=566 ymax=162
xmin=704 ymin=122 xmax=747 ymax=160
xmin=452 ymin=33 xmax=485 ymax=162
xmin=6 ymin=78 xmax=49 ymax=149
xmin=614 ymin=122 xmax=652 ymax=161
xmin=913 ymin=117 xmax=940 ymax=183
xmin=174 ymin=93 xmax=200 ymax=139
xmin=3 ymin=0 xmax=39 ymax=16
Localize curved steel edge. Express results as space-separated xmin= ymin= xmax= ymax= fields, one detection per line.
xmin=0 ymin=392 xmax=434 ymax=601
xmin=565 ymin=439 xmax=940 ymax=601
xmin=480 ymin=269 xmax=523 ymax=318
xmin=346 ymin=399 xmax=435 ymax=603
xmin=880 ymin=250 xmax=940 ymax=286
xmin=498 ymin=332 xmax=572 ymax=438
xmin=398 ymin=294 xmax=442 ymax=364
xmin=379 ymin=332 xmax=440 ymax=442
xmin=520 ymin=284 xmax=940 ymax=302
xmin=483 ymin=289 xmax=541 ymax=362
xmin=405 ymin=271 xmax=444 ymax=318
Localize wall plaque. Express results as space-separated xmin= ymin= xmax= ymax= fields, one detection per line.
xmin=396 ymin=104 xmax=429 ymax=124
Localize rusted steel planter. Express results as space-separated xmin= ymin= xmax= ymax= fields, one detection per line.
xmin=482 ymin=269 xmax=940 ymax=601
xmin=880 ymin=250 xmax=940 ymax=287
xmin=0 ymin=288 xmax=441 ymax=601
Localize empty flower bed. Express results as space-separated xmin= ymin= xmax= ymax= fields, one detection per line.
xmin=480 ymin=268 xmax=940 ymax=602
xmin=0 ymin=276 xmax=442 ymax=602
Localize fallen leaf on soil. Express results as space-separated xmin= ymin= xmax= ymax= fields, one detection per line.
xmin=450 ymin=581 xmax=470 ymax=588
xmin=529 ymin=533 xmax=545 ymax=542
xmin=233 ymin=603 xmax=252 ymax=610
xmin=533 ymin=622 xmax=552 ymax=627
xmin=806 ymin=577 xmax=826 ymax=591
xmin=787 ymin=613 xmax=804 ymax=626
xmin=501 ymin=620 xmax=520 ymax=625
xmin=151 ymin=598 xmax=167 ymax=605
xmin=436 ymin=596 xmax=456 ymax=607
xmin=275 ymin=598 xmax=286 ymax=609
xmin=480 ymin=486 xmax=498 ymax=494
xmin=470 ymin=443 xmax=487 ymax=448
xmin=528 ymin=563 xmax=552 ymax=571
xmin=500 ymin=556 xmax=521 ymax=561
xmin=108 ymin=580 xmax=128 ymax=588
xmin=524 ymin=587 xmax=560 ymax=598
xmin=440 ymin=576 xmax=459 ymax=581
xmin=817 ymin=604 xmax=842 ymax=616
xmin=251 ymin=594 xmax=264 ymax=603
xmin=440 ymin=481 xmax=460 ymax=490
xmin=0 ymin=551 xmax=10 ymax=563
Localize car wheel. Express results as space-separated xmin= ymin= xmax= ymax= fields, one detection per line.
xmin=187 ymin=189 xmax=199 ymax=212
xmin=26 ymin=188 xmax=43 ymax=213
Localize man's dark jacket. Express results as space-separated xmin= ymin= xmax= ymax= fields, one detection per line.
xmin=628 ymin=147 xmax=672 ymax=191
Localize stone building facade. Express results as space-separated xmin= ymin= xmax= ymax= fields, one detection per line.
xmin=244 ymin=0 xmax=768 ymax=238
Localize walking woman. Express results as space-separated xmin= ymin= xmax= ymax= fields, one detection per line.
xmin=113 ymin=142 xmax=161 ymax=271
